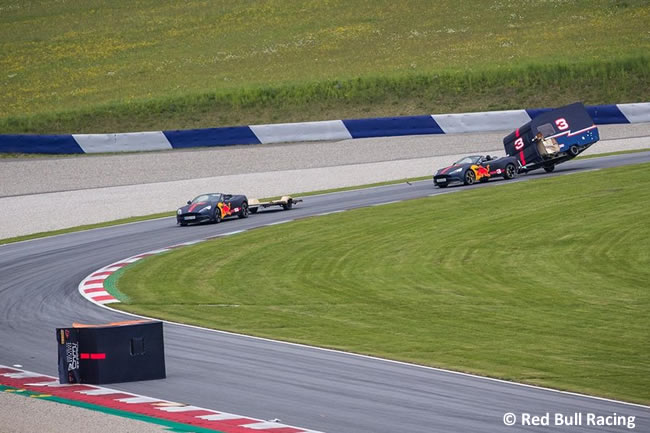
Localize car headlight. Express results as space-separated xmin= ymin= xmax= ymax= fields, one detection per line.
xmin=177 ymin=209 xmax=182 ymax=215
xmin=200 ymin=205 xmax=212 ymax=212
xmin=450 ymin=167 xmax=463 ymax=174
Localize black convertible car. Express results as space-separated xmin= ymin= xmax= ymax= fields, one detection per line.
xmin=433 ymin=155 xmax=519 ymax=187
xmin=177 ymin=193 xmax=249 ymax=226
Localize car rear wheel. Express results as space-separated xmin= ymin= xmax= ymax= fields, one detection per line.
xmin=282 ymin=199 xmax=293 ymax=210
xmin=504 ymin=163 xmax=517 ymax=180
xmin=463 ymin=170 xmax=476 ymax=185
xmin=568 ymin=145 xmax=580 ymax=157
xmin=238 ymin=202 xmax=249 ymax=219
xmin=543 ymin=165 xmax=555 ymax=173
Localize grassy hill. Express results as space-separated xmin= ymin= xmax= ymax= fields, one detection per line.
xmin=1 ymin=0 xmax=649 ymax=133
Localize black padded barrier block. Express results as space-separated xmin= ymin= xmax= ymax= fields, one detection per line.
xmin=57 ymin=321 xmax=165 ymax=384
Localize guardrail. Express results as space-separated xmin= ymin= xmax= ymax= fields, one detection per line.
xmin=1 ymin=103 xmax=648 ymax=154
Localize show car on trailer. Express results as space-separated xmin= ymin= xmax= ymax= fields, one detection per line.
xmin=177 ymin=193 xmax=249 ymax=226
xmin=503 ymin=102 xmax=600 ymax=173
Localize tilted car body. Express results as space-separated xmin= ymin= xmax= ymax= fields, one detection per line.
xmin=433 ymin=154 xmax=520 ymax=187
xmin=177 ymin=193 xmax=249 ymax=226
xmin=503 ymin=102 xmax=600 ymax=173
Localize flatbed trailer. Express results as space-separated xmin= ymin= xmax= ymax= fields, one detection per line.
xmin=248 ymin=196 xmax=302 ymax=214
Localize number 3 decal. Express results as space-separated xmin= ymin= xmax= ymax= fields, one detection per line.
xmin=555 ymin=118 xmax=569 ymax=130
xmin=514 ymin=137 xmax=524 ymax=151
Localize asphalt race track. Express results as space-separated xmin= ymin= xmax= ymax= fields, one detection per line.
xmin=1 ymin=152 xmax=649 ymax=433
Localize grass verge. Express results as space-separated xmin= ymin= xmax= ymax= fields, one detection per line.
xmin=577 ymin=148 xmax=650 ymax=160
xmin=113 ymin=163 xmax=650 ymax=404
xmin=1 ymin=0 xmax=649 ymax=133
xmin=2 ymin=57 xmax=649 ymax=134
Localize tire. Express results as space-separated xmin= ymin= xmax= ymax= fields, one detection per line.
xmin=504 ymin=163 xmax=517 ymax=180
xmin=463 ymin=170 xmax=476 ymax=185
xmin=213 ymin=209 xmax=222 ymax=224
xmin=238 ymin=202 xmax=249 ymax=219
xmin=179 ymin=222 xmax=187 ymax=227
xmin=249 ymin=207 xmax=258 ymax=214
xmin=282 ymin=200 xmax=293 ymax=210
xmin=568 ymin=145 xmax=580 ymax=157
xmin=543 ymin=165 xmax=555 ymax=173
xmin=437 ymin=183 xmax=448 ymax=188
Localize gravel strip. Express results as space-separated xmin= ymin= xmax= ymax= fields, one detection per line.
xmin=0 ymin=391 xmax=169 ymax=433
xmin=1 ymin=123 xmax=648 ymax=197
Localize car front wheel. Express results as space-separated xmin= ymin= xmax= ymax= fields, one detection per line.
xmin=213 ymin=209 xmax=222 ymax=223
xmin=463 ymin=170 xmax=476 ymax=185
xmin=543 ymin=165 xmax=555 ymax=173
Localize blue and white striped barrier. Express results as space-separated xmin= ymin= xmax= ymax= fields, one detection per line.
xmin=1 ymin=103 xmax=648 ymax=154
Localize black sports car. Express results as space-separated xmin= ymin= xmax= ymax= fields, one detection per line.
xmin=433 ymin=155 xmax=519 ymax=188
xmin=177 ymin=193 xmax=249 ymax=226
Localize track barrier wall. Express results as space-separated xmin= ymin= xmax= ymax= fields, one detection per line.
xmin=2 ymin=103 xmax=649 ymax=154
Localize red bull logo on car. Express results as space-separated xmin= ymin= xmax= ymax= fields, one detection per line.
xmin=471 ymin=164 xmax=491 ymax=180
xmin=218 ymin=202 xmax=232 ymax=218
xmin=217 ymin=202 xmax=241 ymax=218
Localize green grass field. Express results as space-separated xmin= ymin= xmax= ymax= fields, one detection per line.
xmin=1 ymin=0 xmax=649 ymax=133
xmin=112 ymin=163 xmax=650 ymax=404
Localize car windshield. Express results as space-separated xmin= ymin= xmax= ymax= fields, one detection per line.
xmin=191 ymin=194 xmax=220 ymax=203
xmin=453 ymin=156 xmax=481 ymax=165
